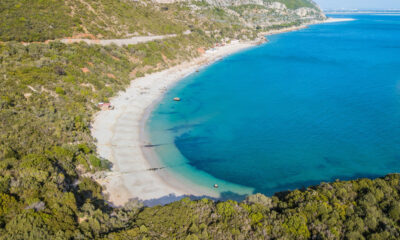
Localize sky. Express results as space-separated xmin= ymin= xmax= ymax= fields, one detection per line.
xmin=314 ymin=0 xmax=400 ymax=10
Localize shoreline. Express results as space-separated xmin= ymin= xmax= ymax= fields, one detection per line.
xmin=92 ymin=40 xmax=259 ymax=206
xmin=260 ymin=18 xmax=355 ymax=36
xmin=91 ymin=18 xmax=353 ymax=207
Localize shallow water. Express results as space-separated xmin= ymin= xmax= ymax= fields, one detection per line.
xmin=147 ymin=14 xmax=400 ymax=198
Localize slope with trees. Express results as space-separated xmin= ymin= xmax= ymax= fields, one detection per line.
xmin=3 ymin=0 xmax=390 ymax=239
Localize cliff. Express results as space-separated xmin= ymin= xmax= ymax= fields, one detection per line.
xmin=154 ymin=0 xmax=326 ymax=28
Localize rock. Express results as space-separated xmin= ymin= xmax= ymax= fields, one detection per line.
xmin=25 ymin=201 xmax=46 ymax=211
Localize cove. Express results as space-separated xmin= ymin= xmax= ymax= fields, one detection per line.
xmin=146 ymin=14 xmax=400 ymax=199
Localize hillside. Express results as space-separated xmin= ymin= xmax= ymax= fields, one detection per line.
xmin=0 ymin=0 xmax=325 ymax=42
xmin=0 ymin=0 xmax=188 ymax=42
xmin=106 ymin=174 xmax=400 ymax=239
xmin=4 ymin=0 xmax=395 ymax=239
xmin=0 ymin=34 xmax=217 ymax=239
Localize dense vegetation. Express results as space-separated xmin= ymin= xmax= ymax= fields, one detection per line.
xmin=273 ymin=0 xmax=318 ymax=9
xmin=106 ymin=174 xmax=400 ymax=239
xmin=0 ymin=0 xmax=75 ymax=42
xmin=0 ymin=0 xmax=325 ymax=42
xmin=0 ymin=34 xmax=215 ymax=239
xmin=5 ymin=0 xmax=396 ymax=239
xmin=0 ymin=0 xmax=188 ymax=42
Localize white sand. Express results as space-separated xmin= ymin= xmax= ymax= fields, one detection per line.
xmin=91 ymin=18 xmax=355 ymax=207
xmin=92 ymin=40 xmax=261 ymax=206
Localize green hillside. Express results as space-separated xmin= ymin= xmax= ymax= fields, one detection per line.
xmin=0 ymin=34 xmax=215 ymax=239
xmin=0 ymin=0 xmax=188 ymax=42
xmin=106 ymin=174 xmax=400 ymax=239
xmin=274 ymin=0 xmax=318 ymax=9
xmin=0 ymin=0 xmax=325 ymax=42
xmin=3 ymin=0 xmax=391 ymax=239
xmin=0 ymin=0 xmax=74 ymax=42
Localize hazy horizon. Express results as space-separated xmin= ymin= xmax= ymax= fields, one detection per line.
xmin=314 ymin=0 xmax=400 ymax=10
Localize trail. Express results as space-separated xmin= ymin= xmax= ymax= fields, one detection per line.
xmin=61 ymin=34 xmax=178 ymax=46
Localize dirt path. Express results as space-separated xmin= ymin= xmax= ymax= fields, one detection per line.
xmin=61 ymin=34 xmax=177 ymax=46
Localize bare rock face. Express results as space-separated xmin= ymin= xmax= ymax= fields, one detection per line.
xmin=150 ymin=0 xmax=326 ymax=26
xmin=152 ymin=0 xmax=264 ymax=5
xmin=296 ymin=7 xmax=326 ymax=19
xmin=152 ymin=0 xmax=285 ymax=8
xmin=266 ymin=2 xmax=287 ymax=10
xmin=153 ymin=0 xmax=184 ymax=3
xmin=296 ymin=7 xmax=317 ymax=17
xmin=203 ymin=0 xmax=265 ymax=7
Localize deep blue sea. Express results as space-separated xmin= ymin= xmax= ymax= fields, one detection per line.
xmin=147 ymin=14 xmax=400 ymax=199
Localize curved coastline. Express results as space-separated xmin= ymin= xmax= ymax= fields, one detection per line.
xmin=91 ymin=18 xmax=354 ymax=207
xmin=92 ymin=40 xmax=259 ymax=206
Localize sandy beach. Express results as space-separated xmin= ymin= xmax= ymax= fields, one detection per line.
xmin=91 ymin=40 xmax=260 ymax=206
xmin=91 ymin=18 xmax=354 ymax=207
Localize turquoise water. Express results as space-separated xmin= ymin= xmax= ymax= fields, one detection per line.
xmin=147 ymin=14 xmax=400 ymax=199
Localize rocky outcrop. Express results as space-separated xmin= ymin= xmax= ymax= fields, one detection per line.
xmin=152 ymin=0 xmax=326 ymax=28
xmin=203 ymin=0 xmax=265 ymax=7
xmin=295 ymin=7 xmax=321 ymax=17
xmin=152 ymin=0 xmax=319 ymax=11
xmin=266 ymin=2 xmax=287 ymax=10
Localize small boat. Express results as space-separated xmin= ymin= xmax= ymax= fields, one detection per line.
xmin=173 ymin=97 xmax=181 ymax=101
xmin=214 ymin=184 xmax=219 ymax=189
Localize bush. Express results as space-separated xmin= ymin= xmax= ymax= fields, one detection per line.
xmin=55 ymin=87 xmax=65 ymax=95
